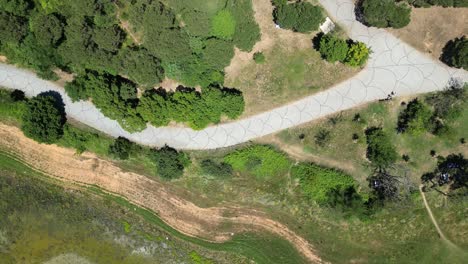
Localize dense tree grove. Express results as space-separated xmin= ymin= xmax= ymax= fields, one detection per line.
xmin=272 ymin=1 xmax=325 ymax=32
xmin=318 ymin=34 xmax=370 ymax=66
xmin=0 ymin=0 xmax=260 ymax=132
xmin=406 ymin=0 xmax=468 ymax=7
xmin=65 ymin=71 xmax=245 ymax=131
xmin=358 ymin=0 xmax=411 ymax=29
xmin=440 ymin=37 xmax=468 ymax=70
xmin=21 ymin=93 xmax=66 ymax=144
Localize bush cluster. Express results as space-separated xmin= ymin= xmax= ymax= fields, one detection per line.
xmin=272 ymin=1 xmax=325 ymax=33
xmin=359 ymin=0 xmax=411 ymax=29
xmin=318 ymin=34 xmax=370 ymax=67
xmin=65 ymin=71 xmax=245 ymax=131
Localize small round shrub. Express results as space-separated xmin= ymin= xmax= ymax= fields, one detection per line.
xmin=253 ymin=52 xmax=266 ymax=64
xmin=319 ymin=34 xmax=349 ymax=63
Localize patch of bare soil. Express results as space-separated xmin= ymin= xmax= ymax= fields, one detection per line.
xmin=53 ymin=69 xmax=75 ymax=87
xmin=0 ymin=123 xmax=322 ymax=263
xmin=0 ymin=56 xmax=7 ymax=63
xmin=389 ymin=7 xmax=468 ymax=60
xmin=225 ymin=0 xmax=314 ymax=79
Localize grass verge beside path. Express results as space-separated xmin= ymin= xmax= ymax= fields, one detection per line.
xmin=0 ymin=150 xmax=307 ymax=264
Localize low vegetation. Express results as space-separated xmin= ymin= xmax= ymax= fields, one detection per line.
xmin=291 ymin=163 xmax=357 ymax=204
xmin=272 ymin=0 xmax=325 ymax=33
xmin=224 ymin=145 xmax=290 ymax=178
xmin=253 ymin=52 xmax=266 ymax=64
xmin=358 ymin=0 xmax=411 ymax=29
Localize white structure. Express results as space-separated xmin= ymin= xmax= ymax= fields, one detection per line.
xmin=319 ymin=17 xmax=335 ymax=34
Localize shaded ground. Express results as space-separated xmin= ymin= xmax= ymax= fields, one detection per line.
xmin=389 ymin=7 xmax=468 ymax=60
xmin=0 ymin=123 xmax=321 ymax=263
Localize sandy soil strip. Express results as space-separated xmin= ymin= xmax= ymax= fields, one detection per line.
xmin=0 ymin=123 xmax=322 ymax=263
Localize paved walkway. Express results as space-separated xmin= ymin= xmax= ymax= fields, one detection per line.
xmin=0 ymin=0 xmax=467 ymax=149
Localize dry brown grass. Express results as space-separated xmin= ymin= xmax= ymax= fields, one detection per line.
xmin=389 ymin=6 xmax=468 ymax=60
xmin=224 ymin=0 xmax=360 ymax=117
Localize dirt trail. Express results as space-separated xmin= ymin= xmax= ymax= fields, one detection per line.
xmin=0 ymin=123 xmax=322 ymax=263
xmin=419 ymin=185 xmax=460 ymax=250
xmin=114 ymin=3 xmax=142 ymax=45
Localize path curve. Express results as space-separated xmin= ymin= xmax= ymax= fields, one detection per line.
xmin=419 ymin=185 xmax=460 ymax=250
xmin=0 ymin=0 xmax=467 ymax=149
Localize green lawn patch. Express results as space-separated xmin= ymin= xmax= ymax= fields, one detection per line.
xmin=224 ymin=145 xmax=291 ymax=178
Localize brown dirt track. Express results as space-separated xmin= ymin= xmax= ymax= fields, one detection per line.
xmin=0 ymin=123 xmax=322 ymax=263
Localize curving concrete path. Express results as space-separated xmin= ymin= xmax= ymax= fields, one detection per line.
xmin=0 ymin=0 xmax=467 ymax=149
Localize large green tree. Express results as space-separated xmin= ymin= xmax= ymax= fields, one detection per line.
xmin=360 ymin=0 xmax=411 ymax=29
xmin=441 ymin=37 xmax=468 ymax=70
xmin=274 ymin=2 xmax=324 ymax=32
xmin=152 ymin=146 xmax=190 ymax=180
xmin=22 ymin=94 xmax=66 ymax=143
xmin=319 ymin=34 xmax=349 ymax=63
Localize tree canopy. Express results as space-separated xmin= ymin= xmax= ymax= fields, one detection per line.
xmin=440 ymin=37 xmax=468 ymax=70
xmin=317 ymin=34 xmax=370 ymax=67
xmin=273 ymin=1 xmax=325 ymax=33
xmin=151 ymin=146 xmax=190 ymax=180
xmin=0 ymin=0 xmax=260 ymax=132
xmin=365 ymin=127 xmax=398 ymax=168
xmin=397 ymin=99 xmax=433 ymax=135
xmin=422 ymin=153 xmax=467 ymax=195
xmin=21 ymin=93 xmax=66 ymax=144
xmin=359 ymin=0 xmax=411 ymax=29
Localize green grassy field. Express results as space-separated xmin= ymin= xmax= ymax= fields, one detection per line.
xmin=226 ymin=41 xmax=359 ymax=116
xmin=275 ymin=94 xmax=468 ymax=184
